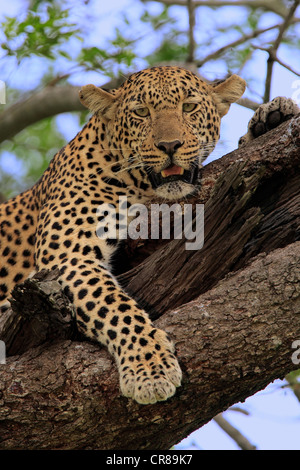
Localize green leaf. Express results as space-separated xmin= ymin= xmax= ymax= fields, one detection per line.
xmin=0 ymin=116 xmax=67 ymax=197
xmin=146 ymin=37 xmax=189 ymax=65
xmin=1 ymin=3 xmax=80 ymax=62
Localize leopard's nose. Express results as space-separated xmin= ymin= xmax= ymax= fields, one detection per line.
xmin=156 ymin=140 xmax=183 ymax=157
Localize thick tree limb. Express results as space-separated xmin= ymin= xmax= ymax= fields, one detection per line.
xmin=0 ymin=242 xmax=299 ymax=450
xmin=0 ymin=86 xmax=84 ymax=143
xmin=0 ymin=115 xmax=299 ymax=450
xmin=0 ymin=75 xmax=124 ymax=144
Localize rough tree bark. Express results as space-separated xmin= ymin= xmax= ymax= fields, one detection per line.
xmin=0 ymin=115 xmax=299 ymax=450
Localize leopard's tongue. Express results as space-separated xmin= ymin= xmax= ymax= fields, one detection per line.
xmin=161 ymin=165 xmax=184 ymax=178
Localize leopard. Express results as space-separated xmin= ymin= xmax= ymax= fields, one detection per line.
xmin=0 ymin=66 xmax=298 ymax=404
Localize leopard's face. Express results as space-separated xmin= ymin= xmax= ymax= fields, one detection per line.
xmin=108 ymin=67 xmax=220 ymax=200
xmin=80 ymin=66 xmax=246 ymax=200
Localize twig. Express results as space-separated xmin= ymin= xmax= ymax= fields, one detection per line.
xmin=263 ymin=0 xmax=300 ymax=102
xmin=236 ymin=96 xmax=259 ymax=110
xmin=196 ymin=21 xmax=299 ymax=67
xmin=187 ymin=0 xmax=196 ymax=63
xmin=214 ymin=414 xmax=256 ymax=450
xmin=273 ymin=55 xmax=300 ymax=77
xmin=140 ymin=0 xmax=290 ymax=18
xmin=253 ymin=45 xmax=300 ymax=78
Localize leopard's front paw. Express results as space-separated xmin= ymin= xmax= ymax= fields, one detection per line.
xmin=118 ymin=328 xmax=182 ymax=405
xmin=239 ymin=96 xmax=299 ymax=147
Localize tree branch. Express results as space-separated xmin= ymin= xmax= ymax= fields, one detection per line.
xmin=253 ymin=45 xmax=300 ymax=78
xmin=213 ymin=414 xmax=256 ymax=450
xmin=140 ymin=0 xmax=291 ymax=18
xmin=0 ymin=115 xmax=299 ymax=450
xmin=196 ymin=20 xmax=300 ymax=68
xmin=0 ymin=86 xmax=84 ymax=144
xmin=263 ymin=0 xmax=300 ymax=103
xmin=0 ymin=75 xmax=124 ymax=144
xmin=0 ymin=241 xmax=299 ymax=449
xmin=187 ymin=0 xmax=196 ymax=63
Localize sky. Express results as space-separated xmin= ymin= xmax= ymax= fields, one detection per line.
xmin=0 ymin=0 xmax=299 ymax=451
xmin=178 ymin=382 xmax=300 ymax=450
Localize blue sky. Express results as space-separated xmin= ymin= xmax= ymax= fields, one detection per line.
xmin=0 ymin=0 xmax=299 ymax=450
xmin=178 ymin=382 xmax=300 ymax=450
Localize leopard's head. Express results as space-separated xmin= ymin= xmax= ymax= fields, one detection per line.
xmin=80 ymin=66 xmax=245 ymax=200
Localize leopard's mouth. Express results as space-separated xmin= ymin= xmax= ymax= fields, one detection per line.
xmin=148 ymin=164 xmax=198 ymax=189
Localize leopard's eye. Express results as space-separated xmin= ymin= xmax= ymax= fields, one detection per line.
xmin=183 ymin=103 xmax=197 ymax=113
xmin=134 ymin=107 xmax=150 ymax=117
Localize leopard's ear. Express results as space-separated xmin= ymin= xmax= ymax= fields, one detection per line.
xmin=211 ymin=75 xmax=246 ymax=117
xmin=79 ymin=85 xmax=119 ymax=120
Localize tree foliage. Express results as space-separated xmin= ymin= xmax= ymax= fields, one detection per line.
xmin=1 ymin=1 xmax=79 ymax=61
